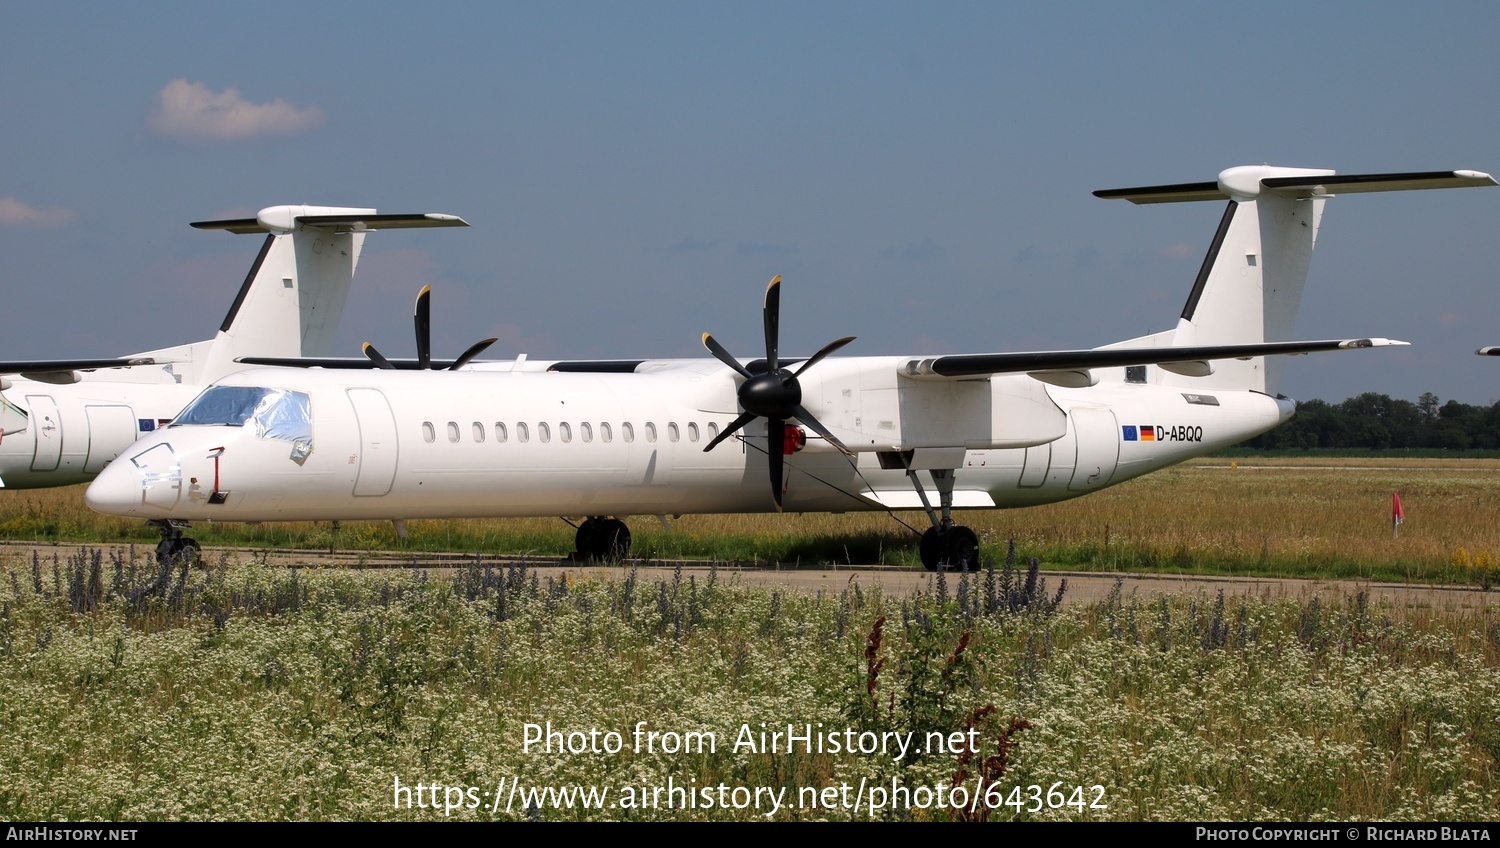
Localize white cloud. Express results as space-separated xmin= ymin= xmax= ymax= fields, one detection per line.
xmin=148 ymin=79 xmax=324 ymax=142
xmin=0 ymin=197 xmax=74 ymax=228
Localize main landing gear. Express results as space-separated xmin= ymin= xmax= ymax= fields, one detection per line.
xmin=150 ymin=519 xmax=201 ymax=565
xmin=574 ymin=517 xmax=631 ymax=562
xmin=908 ymin=467 xmax=980 ymax=572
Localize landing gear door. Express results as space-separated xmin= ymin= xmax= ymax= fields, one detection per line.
xmin=26 ymin=395 xmax=61 ymax=472
xmin=1068 ymin=406 xmax=1120 ymax=491
xmin=347 ymin=388 xmax=398 ymax=497
xmin=1018 ymin=441 xmax=1050 ymax=488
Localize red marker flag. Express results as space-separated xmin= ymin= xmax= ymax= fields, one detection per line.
xmin=1392 ymin=492 xmax=1405 ymax=537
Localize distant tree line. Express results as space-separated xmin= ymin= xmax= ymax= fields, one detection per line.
xmin=1238 ymin=392 xmax=1500 ymax=451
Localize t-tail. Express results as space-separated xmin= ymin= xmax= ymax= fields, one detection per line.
xmin=1096 ymin=166 xmax=1496 ymax=395
xmin=131 ymin=206 xmax=468 ymax=384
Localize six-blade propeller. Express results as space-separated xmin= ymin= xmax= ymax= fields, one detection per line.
xmin=701 ymin=276 xmax=855 ymax=510
xmin=361 ymin=285 xmax=498 ymax=371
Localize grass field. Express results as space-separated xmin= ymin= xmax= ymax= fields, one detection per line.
xmin=3 ymin=457 xmax=1499 ymax=585
xmin=0 ymin=552 xmax=1494 ymax=821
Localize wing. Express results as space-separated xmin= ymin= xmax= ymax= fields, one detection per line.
xmin=0 ymin=357 xmax=159 ymax=384
xmin=900 ymin=338 xmax=1407 ymax=384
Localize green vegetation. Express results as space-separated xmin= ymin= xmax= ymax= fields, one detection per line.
xmin=0 ymin=549 xmax=1494 ymax=820
xmin=1239 ymin=392 xmax=1500 ymax=452
xmin=9 ymin=456 xmax=1500 ymax=584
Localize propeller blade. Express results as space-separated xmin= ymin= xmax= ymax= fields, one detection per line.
xmin=361 ymin=342 xmax=396 ymax=370
xmin=790 ymin=403 xmax=854 ymax=456
xmin=414 ymin=285 xmax=432 ymax=369
xmin=763 ymin=276 xmax=781 ymax=372
xmin=702 ymin=333 xmax=753 ymax=379
xmin=791 ymin=335 xmax=857 ymax=378
xmin=703 ymin=410 xmax=757 ymax=452
xmin=449 ymin=338 xmax=499 ymax=371
xmin=767 ymin=418 xmax=785 ymax=511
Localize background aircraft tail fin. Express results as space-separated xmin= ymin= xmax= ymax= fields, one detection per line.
xmin=1097 ymin=167 xmax=1495 ymax=394
xmin=137 ymin=207 xmax=468 ymax=384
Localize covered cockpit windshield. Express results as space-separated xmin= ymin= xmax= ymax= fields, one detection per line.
xmin=173 ymin=386 xmax=314 ymax=463
xmin=0 ymin=392 xmax=27 ymax=436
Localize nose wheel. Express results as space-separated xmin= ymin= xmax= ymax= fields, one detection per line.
xmin=574 ymin=517 xmax=631 ymax=562
xmin=150 ymin=519 xmax=201 ymax=566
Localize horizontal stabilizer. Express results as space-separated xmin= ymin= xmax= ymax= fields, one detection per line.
xmin=901 ymin=338 xmax=1407 ymax=380
xmin=1096 ymin=168 xmax=1495 ymax=204
xmin=193 ymin=207 xmax=468 ymax=235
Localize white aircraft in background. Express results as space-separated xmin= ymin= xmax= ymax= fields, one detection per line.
xmin=85 ymin=166 xmax=1495 ymax=569
xmin=0 ymin=205 xmax=467 ymax=500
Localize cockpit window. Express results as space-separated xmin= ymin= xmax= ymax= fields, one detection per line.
xmin=253 ymin=390 xmax=312 ymax=444
xmin=174 ymin=386 xmax=276 ymax=427
xmin=173 ymin=386 xmax=313 ymax=464
xmin=0 ymin=393 xmax=27 ymax=436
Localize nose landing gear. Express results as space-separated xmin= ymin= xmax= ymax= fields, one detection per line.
xmin=150 ymin=519 xmax=201 ymax=565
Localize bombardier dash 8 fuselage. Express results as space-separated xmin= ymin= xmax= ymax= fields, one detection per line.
xmin=83 ymin=165 xmax=1498 ymax=569
xmin=83 ymin=360 xmax=1289 ymax=523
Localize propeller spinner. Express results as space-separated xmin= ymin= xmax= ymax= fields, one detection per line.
xmin=701 ymin=276 xmax=855 ymax=510
xmin=362 ymin=285 xmax=498 ymax=371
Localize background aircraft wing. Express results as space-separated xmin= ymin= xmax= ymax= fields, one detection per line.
xmin=0 ymin=357 xmax=159 ymax=383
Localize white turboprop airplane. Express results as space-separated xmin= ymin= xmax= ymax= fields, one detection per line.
xmin=84 ymin=166 xmax=1496 ymax=569
xmin=0 ymin=206 xmax=468 ymax=498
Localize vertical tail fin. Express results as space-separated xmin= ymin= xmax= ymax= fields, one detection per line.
xmin=1097 ymin=167 xmax=1495 ymax=394
xmin=137 ymin=207 xmax=468 ymax=384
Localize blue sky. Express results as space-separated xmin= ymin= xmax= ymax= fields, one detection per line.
xmin=3 ymin=2 xmax=1498 ymax=405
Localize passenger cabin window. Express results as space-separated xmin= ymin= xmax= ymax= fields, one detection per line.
xmin=559 ymin=422 xmax=572 ymax=443
xmin=644 ymin=422 xmax=657 ymax=443
xmin=495 ymin=422 xmax=508 ymax=443
xmin=581 ymin=422 xmax=593 ymax=443
xmin=622 ymin=422 xmax=634 ymax=443
xmin=517 ymin=422 xmax=530 ymax=443
xmin=668 ymin=422 xmax=680 ymax=443
xmin=472 ymin=422 xmax=485 ymax=443
xmin=423 ymin=422 xmax=436 ymax=443
xmin=539 ymin=422 xmax=551 ymax=443
xmin=600 ymin=422 xmax=612 ymax=443
xmin=447 ymin=421 xmax=460 ymax=443
xmin=687 ymin=422 xmax=699 ymax=442
xmin=707 ymin=422 xmax=719 ymax=441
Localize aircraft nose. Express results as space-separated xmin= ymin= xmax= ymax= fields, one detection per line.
xmin=86 ymin=440 xmax=186 ymax=517
xmin=85 ymin=457 xmax=143 ymax=516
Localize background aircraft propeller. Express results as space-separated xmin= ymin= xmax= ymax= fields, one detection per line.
xmin=362 ymin=285 xmax=498 ymax=371
xmin=701 ymin=276 xmax=855 ymax=510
